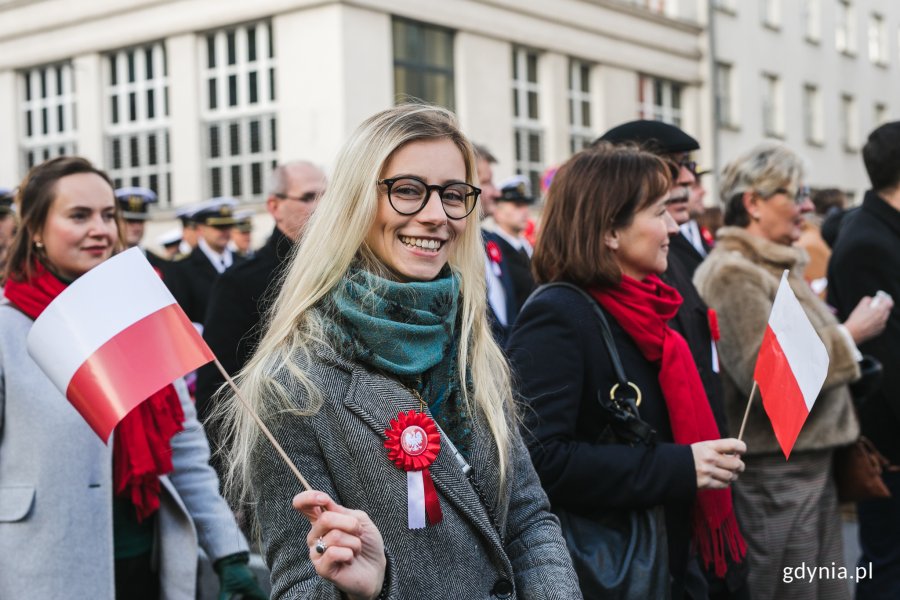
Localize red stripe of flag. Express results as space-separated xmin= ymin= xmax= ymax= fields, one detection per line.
xmin=66 ymin=304 xmax=214 ymax=440
xmin=754 ymin=324 xmax=811 ymax=459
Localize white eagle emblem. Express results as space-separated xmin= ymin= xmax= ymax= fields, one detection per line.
xmin=403 ymin=429 xmax=424 ymax=453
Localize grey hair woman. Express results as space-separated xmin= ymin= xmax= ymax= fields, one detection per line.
xmin=694 ymin=142 xmax=892 ymax=600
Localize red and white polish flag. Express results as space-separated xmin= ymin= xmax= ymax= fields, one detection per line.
xmin=753 ymin=271 xmax=830 ymax=459
xmin=27 ymin=248 xmax=214 ymax=442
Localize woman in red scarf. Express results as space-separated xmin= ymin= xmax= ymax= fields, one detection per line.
xmin=507 ymin=144 xmax=747 ymax=599
xmin=0 ymin=157 xmax=264 ymax=600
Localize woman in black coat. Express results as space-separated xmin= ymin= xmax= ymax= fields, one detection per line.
xmin=506 ymin=144 xmax=747 ymax=599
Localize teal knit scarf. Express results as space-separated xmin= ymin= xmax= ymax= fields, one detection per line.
xmin=321 ymin=265 xmax=472 ymax=457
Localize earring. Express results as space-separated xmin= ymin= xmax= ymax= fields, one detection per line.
xmin=35 ymin=241 xmax=44 ymax=249
xmin=750 ymin=213 xmax=760 ymax=221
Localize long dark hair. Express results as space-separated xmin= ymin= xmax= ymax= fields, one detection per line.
xmin=4 ymin=156 xmax=120 ymax=283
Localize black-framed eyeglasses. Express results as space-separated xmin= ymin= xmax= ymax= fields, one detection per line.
xmin=274 ymin=191 xmax=320 ymax=203
xmin=774 ymin=185 xmax=811 ymax=205
xmin=378 ymin=176 xmax=480 ymax=220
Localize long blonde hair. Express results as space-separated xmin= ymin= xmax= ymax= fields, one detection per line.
xmin=218 ymin=104 xmax=515 ymax=505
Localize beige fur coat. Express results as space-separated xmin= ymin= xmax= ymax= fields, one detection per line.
xmin=693 ymin=227 xmax=860 ymax=456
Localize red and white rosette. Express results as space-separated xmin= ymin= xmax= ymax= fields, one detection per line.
xmin=486 ymin=241 xmax=503 ymax=277
xmin=384 ymin=410 xmax=443 ymax=529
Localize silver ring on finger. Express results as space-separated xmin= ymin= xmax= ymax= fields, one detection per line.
xmin=315 ymin=537 xmax=327 ymax=555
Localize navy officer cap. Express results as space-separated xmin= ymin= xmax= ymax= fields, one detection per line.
xmin=498 ymin=175 xmax=536 ymax=205
xmin=596 ymin=120 xmax=700 ymax=154
xmin=115 ymin=186 xmax=158 ymax=221
xmin=192 ymin=197 xmax=239 ymax=227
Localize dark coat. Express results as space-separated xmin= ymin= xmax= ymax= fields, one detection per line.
xmin=828 ymin=191 xmax=900 ymax=463
xmin=483 ymin=230 xmax=519 ymax=345
xmin=505 ymin=285 xmax=697 ymax=596
xmin=144 ymin=248 xmax=170 ymax=272
xmin=493 ymin=235 xmax=535 ymax=313
xmin=665 ymin=249 xmax=729 ymax=437
xmin=196 ymin=227 xmax=293 ymax=427
xmin=165 ymin=246 xmax=245 ymax=324
xmin=669 ymin=231 xmax=706 ymax=279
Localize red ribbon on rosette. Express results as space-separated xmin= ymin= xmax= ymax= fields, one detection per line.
xmin=486 ymin=241 xmax=503 ymax=277
xmin=384 ymin=410 xmax=443 ymax=528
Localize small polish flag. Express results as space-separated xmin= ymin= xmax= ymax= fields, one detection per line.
xmin=27 ymin=248 xmax=214 ymax=441
xmin=754 ymin=271 xmax=830 ymax=459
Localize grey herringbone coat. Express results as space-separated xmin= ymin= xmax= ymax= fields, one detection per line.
xmin=252 ymin=347 xmax=581 ymax=599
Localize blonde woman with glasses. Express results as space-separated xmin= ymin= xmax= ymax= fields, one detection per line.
xmin=217 ymin=104 xmax=579 ymax=600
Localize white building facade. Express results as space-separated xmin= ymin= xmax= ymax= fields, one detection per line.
xmin=710 ymin=0 xmax=900 ymax=199
xmin=0 ymin=0 xmax=709 ymax=212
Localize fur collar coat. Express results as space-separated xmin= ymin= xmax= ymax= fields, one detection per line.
xmin=693 ymin=227 xmax=859 ymax=456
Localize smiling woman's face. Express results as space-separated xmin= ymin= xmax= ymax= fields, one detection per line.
xmin=34 ymin=172 xmax=118 ymax=280
xmin=366 ymin=138 xmax=468 ymax=282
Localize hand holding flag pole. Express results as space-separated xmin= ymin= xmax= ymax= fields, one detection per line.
xmin=734 ymin=271 xmax=829 ymax=458
xmin=26 ymin=248 xmax=311 ymax=491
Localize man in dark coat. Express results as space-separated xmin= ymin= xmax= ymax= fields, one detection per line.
xmin=164 ymin=198 xmax=243 ymax=325
xmin=473 ymin=144 xmax=518 ymax=344
xmin=196 ymin=162 xmax=326 ymax=434
xmin=492 ymin=174 xmax=537 ymax=314
xmin=597 ymin=120 xmax=745 ymax=599
xmin=828 ymin=121 xmax=900 ymax=599
xmin=115 ymin=186 xmax=169 ymax=271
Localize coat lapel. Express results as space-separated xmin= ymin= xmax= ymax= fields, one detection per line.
xmin=335 ymin=354 xmax=504 ymax=551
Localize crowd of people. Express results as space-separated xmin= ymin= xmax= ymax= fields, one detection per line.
xmin=0 ymin=103 xmax=898 ymax=600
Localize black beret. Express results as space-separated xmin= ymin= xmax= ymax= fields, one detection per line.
xmin=596 ymin=120 xmax=699 ymax=154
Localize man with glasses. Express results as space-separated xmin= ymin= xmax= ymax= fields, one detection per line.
xmin=597 ymin=120 xmax=749 ymax=600
xmin=196 ymin=162 xmax=326 ymax=454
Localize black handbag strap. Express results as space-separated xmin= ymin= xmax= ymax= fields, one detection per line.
xmin=523 ymin=282 xmax=656 ymax=445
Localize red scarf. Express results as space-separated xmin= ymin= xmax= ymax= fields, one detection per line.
xmin=590 ymin=274 xmax=746 ymax=577
xmin=4 ymin=262 xmax=184 ymax=522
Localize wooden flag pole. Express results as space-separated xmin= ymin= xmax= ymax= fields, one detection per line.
xmin=213 ymin=358 xmax=312 ymax=491
xmin=737 ymin=381 xmax=758 ymax=442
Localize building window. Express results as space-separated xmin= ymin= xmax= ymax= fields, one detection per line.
xmin=803 ymin=0 xmax=821 ymax=42
xmin=19 ymin=63 xmax=77 ymax=171
xmin=836 ymin=0 xmax=856 ymax=55
xmin=761 ymin=73 xmax=783 ymax=137
xmin=626 ymin=0 xmax=678 ymax=17
xmin=568 ymin=59 xmax=593 ymax=154
xmin=874 ymin=102 xmax=888 ymax=126
xmin=104 ymin=44 xmax=171 ymax=206
xmin=760 ymin=0 xmax=781 ymax=28
xmin=638 ymin=75 xmax=683 ymax=127
xmin=392 ymin=18 xmax=454 ymax=110
xmin=803 ymin=84 xmax=824 ymax=145
xmin=512 ymin=47 xmax=544 ymax=199
xmin=200 ymin=21 xmax=277 ymax=201
xmin=869 ymin=14 xmax=888 ymax=65
xmin=715 ymin=62 xmax=736 ymax=128
xmin=712 ymin=0 xmax=737 ymax=13
xmin=841 ymin=94 xmax=858 ymax=151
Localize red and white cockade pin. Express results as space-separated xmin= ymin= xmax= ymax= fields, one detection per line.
xmin=384 ymin=410 xmax=443 ymax=529
xmin=486 ymin=241 xmax=503 ymax=277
